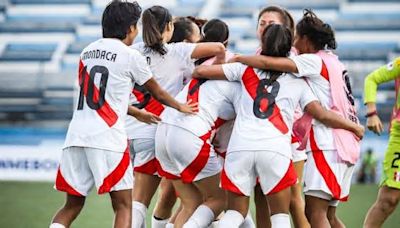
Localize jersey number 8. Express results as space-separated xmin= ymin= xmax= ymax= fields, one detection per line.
xmin=253 ymin=79 xmax=280 ymax=119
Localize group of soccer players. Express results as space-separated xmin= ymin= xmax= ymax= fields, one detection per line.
xmin=48 ymin=1 xmax=400 ymax=228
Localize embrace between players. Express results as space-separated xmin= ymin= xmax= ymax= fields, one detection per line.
xmin=49 ymin=1 xmax=399 ymax=228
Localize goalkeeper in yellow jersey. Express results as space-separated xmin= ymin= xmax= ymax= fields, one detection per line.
xmin=364 ymin=57 xmax=400 ymax=228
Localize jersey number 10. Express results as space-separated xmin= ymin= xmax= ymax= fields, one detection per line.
xmin=77 ymin=65 xmax=109 ymax=110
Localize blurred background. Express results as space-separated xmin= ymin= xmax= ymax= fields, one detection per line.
xmin=0 ymin=0 xmax=399 ymax=227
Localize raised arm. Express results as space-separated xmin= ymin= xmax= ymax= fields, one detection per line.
xmin=191 ymin=42 xmax=226 ymax=64
xmin=305 ymin=101 xmax=365 ymax=139
xmin=143 ymin=78 xmax=198 ymax=114
xmin=232 ymin=55 xmax=298 ymax=73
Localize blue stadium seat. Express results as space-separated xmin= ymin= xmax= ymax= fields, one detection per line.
xmin=334 ymin=13 xmax=400 ymax=31
xmin=0 ymin=21 xmax=76 ymax=33
xmin=0 ymin=43 xmax=57 ymax=61
xmin=66 ymin=41 xmax=91 ymax=54
xmin=10 ymin=0 xmax=90 ymax=4
xmin=336 ymin=42 xmax=397 ymax=61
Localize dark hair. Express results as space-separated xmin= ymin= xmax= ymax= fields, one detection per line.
xmin=142 ymin=5 xmax=173 ymax=55
xmin=186 ymin=16 xmax=208 ymax=30
xmin=258 ymin=6 xmax=293 ymax=33
xmin=195 ymin=19 xmax=229 ymax=65
xmin=102 ymin=0 xmax=142 ymax=40
xmin=260 ymin=24 xmax=292 ymax=81
xmin=169 ymin=17 xmax=195 ymax=43
xmin=296 ymin=9 xmax=337 ymax=50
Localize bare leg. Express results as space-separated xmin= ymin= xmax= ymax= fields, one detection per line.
xmin=51 ymin=194 xmax=86 ymax=227
xmin=305 ymin=195 xmax=330 ymax=228
xmin=153 ymin=178 xmax=177 ymax=219
xmin=132 ymin=172 xmax=161 ymax=207
xmin=364 ymin=186 xmax=400 ymax=228
xmin=172 ymin=180 xmax=203 ymax=228
xmin=110 ymin=189 xmax=132 ymax=228
xmin=327 ymin=206 xmax=345 ymax=228
xmin=290 ymin=161 xmax=310 ymax=228
xmin=254 ymin=184 xmax=271 ymax=228
xmin=195 ymin=173 xmax=227 ymax=216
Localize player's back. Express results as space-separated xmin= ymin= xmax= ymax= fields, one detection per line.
xmin=161 ymin=80 xmax=240 ymax=136
xmin=65 ymin=38 xmax=151 ymax=152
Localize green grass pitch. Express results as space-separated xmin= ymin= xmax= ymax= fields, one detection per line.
xmin=0 ymin=182 xmax=399 ymax=227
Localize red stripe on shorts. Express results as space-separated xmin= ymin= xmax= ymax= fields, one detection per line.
xmin=310 ymin=128 xmax=341 ymax=200
xmin=180 ymin=131 xmax=212 ymax=183
xmin=79 ymin=60 xmax=118 ymax=127
xmin=221 ymin=167 xmax=245 ymax=196
xmin=134 ymin=158 xmax=158 ymax=175
xmin=242 ymin=66 xmax=288 ymax=134
xmin=55 ymin=168 xmax=83 ymax=196
xmin=98 ymin=147 xmax=131 ymax=194
xmin=268 ymin=162 xmax=297 ymax=195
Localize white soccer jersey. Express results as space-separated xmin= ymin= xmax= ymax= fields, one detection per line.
xmin=289 ymin=53 xmax=336 ymax=151
xmin=125 ymin=42 xmax=197 ymax=139
xmin=161 ymin=80 xmax=240 ymax=137
xmin=64 ymin=38 xmax=152 ymax=152
xmin=222 ymin=63 xmax=317 ymax=158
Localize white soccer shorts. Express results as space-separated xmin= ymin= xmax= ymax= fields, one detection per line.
xmin=55 ymin=146 xmax=133 ymax=196
xmin=221 ymin=150 xmax=297 ymax=196
xmin=129 ymin=138 xmax=160 ymax=175
xmin=155 ymin=123 xmax=222 ymax=183
xmin=303 ymin=149 xmax=354 ymax=207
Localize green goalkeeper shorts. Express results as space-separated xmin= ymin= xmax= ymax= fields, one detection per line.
xmin=381 ymin=120 xmax=400 ymax=189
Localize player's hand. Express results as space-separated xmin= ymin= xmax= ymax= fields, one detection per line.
xmin=354 ymin=125 xmax=365 ymax=140
xmin=178 ymin=99 xmax=198 ymax=114
xmin=135 ymin=110 xmax=161 ymax=124
xmin=366 ymin=115 xmax=383 ymax=135
xmin=227 ymin=54 xmax=241 ymax=63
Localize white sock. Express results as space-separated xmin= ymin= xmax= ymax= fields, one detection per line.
xmin=270 ymin=213 xmax=290 ymax=228
xmin=49 ymin=223 xmax=65 ymax=228
xmin=239 ymin=212 xmax=255 ymax=228
xmin=132 ymin=201 xmax=147 ymax=228
xmin=166 ymin=223 xmax=174 ymax=228
xmin=218 ymin=210 xmax=244 ymax=227
xmin=152 ymin=216 xmax=169 ymax=228
xmin=183 ymin=205 xmax=215 ymax=228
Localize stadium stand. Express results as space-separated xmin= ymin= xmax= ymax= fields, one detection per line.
xmin=0 ymin=0 xmax=398 ymax=125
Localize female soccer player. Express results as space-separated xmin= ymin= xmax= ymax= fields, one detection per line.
xmin=230 ymin=9 xmax=363 ymax=228
xmin=363 ymin=57 xmax=400 ymax=228
xmin=50 ymin=1 xmax=196 ymax=228
xmin=125 ymin=6 xmax=226 ymax=228
xmin=192 ymin=23 xmax=364 ymax=228
xmin=253 ymin=6 xmax=311 ymax=228
xmin=152 ymin=16 xmax=203 ymax=228
xmin=155 ymin=18 xmax=239 ymax=228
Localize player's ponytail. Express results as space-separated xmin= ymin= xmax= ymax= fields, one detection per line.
xmin=296 ymin=9 xmax=337 ymax=50
xmin=260 ymin=24 xmax=292 ymax=83
xmin=142 ymin=6 xmax=172 ymax=55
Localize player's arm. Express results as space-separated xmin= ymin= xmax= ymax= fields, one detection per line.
xmin=143 ymin=78 xmax=198 ymax=114
xmin=127 ymin=106 xmax=161 ymax=124
xmin=230 ymin=55 xmax=298 ymax=73
xmin=192 ymin=64 xmax=228 ymax=80
xmin=364 ymin=58 xmax=400 ymax=135
xmin=191 ymin=42 xmax=226 ymax=64
xmin=305 ymin=101 xmax=365 ymax=139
